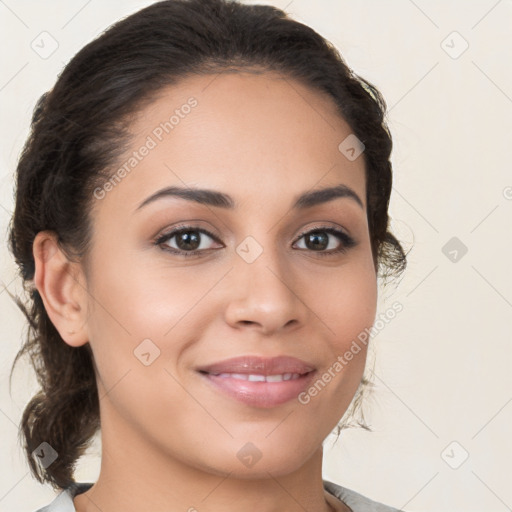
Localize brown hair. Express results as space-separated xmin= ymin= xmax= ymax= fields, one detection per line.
xmin=7 ymin=0 xmax=407 ymax=491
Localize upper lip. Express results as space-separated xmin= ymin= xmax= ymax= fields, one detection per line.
xmin=196 ymin=355 xmax=316 ymax=376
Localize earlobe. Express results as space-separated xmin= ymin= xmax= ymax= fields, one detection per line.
xmin=32 ymin=230 xmax=89 ymax=347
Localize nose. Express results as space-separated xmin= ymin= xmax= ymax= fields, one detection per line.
xmin=223 ymin=243 xmax=308 ymax=336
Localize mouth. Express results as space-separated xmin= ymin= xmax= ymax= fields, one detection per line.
xmin=196 ymin=355 xmax=317 ymax=408
xmin=210 ymin=372 xmax=305 ymax=382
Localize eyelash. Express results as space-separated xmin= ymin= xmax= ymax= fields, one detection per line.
xmin=154 ymin=224 xmax=356 ymax=258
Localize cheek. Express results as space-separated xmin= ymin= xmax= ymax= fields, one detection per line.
xmin=311 ymin=259 xmax=377 ymax=396
xmin=84 ymin=249 xmax=215 ymax=388
xmin=83 ymin=261 xmax=197 ymax=434
xmin=86 ymin=242 xmax=202 ymax=336
xmin=320 ymin=262 xmax=378 ymax=346
xmin=294 ymin=269 xmax=376 ymax=423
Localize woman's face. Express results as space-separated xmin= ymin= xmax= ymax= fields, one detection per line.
xmin=75 ymin=71 xmax=377 ymax=478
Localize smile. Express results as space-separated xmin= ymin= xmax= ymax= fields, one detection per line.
xmin=213 ymin=372 xmax=303 ymax=382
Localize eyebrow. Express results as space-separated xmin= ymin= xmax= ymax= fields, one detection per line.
xmin=135 ymin=183 xmax=364 ymax=212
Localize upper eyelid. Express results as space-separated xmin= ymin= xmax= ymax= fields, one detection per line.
xmin=157 ymin=222 xmax=348 ymax=236
xmin=157 ymin=225 xmax=221 ymax=241
xmin=294 ymin=224 xmax=351 ymax=240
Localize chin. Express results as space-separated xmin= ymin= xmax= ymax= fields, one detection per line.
xmin=195 ymin=439 xmax=319 ymax=480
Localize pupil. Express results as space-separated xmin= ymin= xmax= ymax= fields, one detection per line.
xmin=178 ymin=231 xmax=200 ymax=250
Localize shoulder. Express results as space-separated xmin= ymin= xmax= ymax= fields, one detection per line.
xmin=323 ymin=479 xmax=405 ymax=512
xmin=33 ymin=483 xmax=94 ymax=512
xmin=33 ymin=480 xmax=401 ymax=512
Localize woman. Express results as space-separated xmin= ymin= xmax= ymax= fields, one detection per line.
xmin=8 ymin=0 xmax=407 ymax=510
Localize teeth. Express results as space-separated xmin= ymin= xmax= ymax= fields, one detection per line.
xmin=248 ymin=374 xmax=266 ymax=382
xmin=215 ymin=373 xmax=302 ymax=382
xmin=266 ymin=374 xmax=284 ymax=382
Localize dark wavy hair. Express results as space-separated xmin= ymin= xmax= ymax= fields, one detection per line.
xmin=7 ymin=0 xmax=407 ymax=492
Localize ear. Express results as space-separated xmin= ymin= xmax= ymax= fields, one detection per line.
xmin=32 ymin=230 xmax=89 ymax=347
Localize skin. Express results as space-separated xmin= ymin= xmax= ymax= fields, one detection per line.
xmin=33 ymin=70 xmax=377 ymax=512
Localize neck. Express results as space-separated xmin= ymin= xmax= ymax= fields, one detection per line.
xmin=73 ymin=409 xmax=341 ymax=512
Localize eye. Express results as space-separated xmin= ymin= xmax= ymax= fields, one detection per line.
xmin=154 ymin=224 xmax=356 ymax=258
xmin=293 ymin=226 xmax=356 ymax=256
xmin=155 ymin=226 xmax=222 ymax=257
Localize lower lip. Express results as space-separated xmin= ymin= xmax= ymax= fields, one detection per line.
xmin=199 ymin=371 xmax=316 ymax=408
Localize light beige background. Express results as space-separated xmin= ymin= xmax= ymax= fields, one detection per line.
xmin=1 ymin=1 xmax=511 ymax=511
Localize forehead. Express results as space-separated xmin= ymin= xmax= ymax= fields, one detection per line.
xmin=91 ymin=70 xmax=366 ymax=219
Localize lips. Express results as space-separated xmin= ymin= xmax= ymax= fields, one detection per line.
xmin=196 ymin=355 xmax=315 ymax=376
xmin=196 ymin=355 xmax=317 ymax=408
